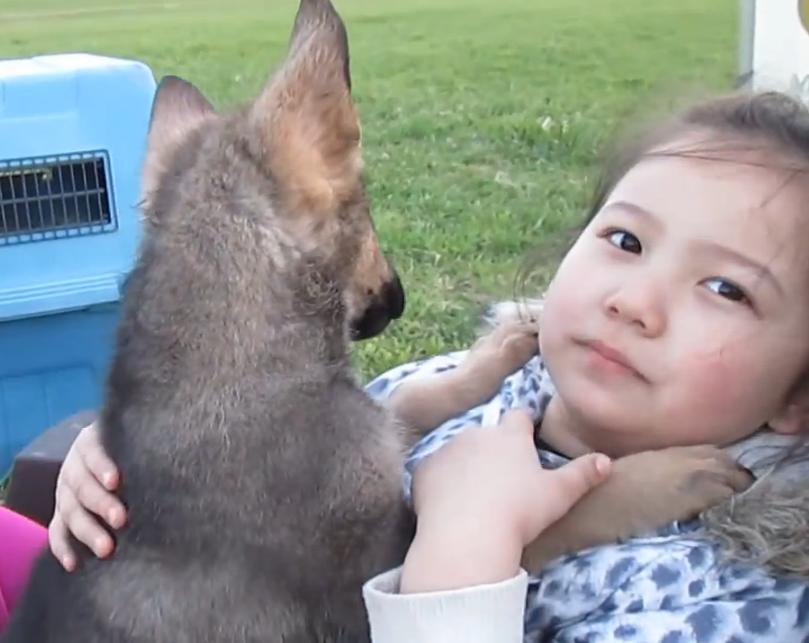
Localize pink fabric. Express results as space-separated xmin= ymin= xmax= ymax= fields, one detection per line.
xmin=0 ymin=506 xmax=47 ymax=632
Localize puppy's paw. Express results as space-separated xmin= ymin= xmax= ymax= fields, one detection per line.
xmin=674 ymin=445 xmax=754 ymax=506
xmin=462 ymin=320 xmax=539 ymax=383
xmin=521 ymin=445 xmax=754 ymax=571
xmin=616 ymin=445 xmax=754 ymax=525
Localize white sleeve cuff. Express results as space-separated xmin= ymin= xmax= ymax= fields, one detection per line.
xmin=362 ymin=567 xmax=528 ymax=643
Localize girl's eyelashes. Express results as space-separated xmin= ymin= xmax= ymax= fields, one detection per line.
xmin=599 ymin=227 xmax=757 ymax=310
xmin=702 ymin=277 xmax=753 ymax=307
xmin=604 ymin=228 xmax=642 ymax=254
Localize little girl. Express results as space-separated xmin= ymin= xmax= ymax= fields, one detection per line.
xmin=38 ymin=90 xmax=809 ymax=641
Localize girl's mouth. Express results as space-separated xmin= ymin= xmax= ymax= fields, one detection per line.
xmin=579 ymin=339 xmax=647 ymax=381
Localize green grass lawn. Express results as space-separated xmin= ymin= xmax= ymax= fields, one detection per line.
xmin=1 ymin=0 xmax=739 ymax=379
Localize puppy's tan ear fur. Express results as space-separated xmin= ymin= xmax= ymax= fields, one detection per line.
xmin=142 ymin=76 xmax=216 ymax=205
xmin=252 ymin=0 xmax=362 ymax=216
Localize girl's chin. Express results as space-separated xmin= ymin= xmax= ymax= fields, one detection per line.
xmin=557 ymin=393 xmax=653 ymax=441
xmin=561 ymin=385 xmax=644 ymax=424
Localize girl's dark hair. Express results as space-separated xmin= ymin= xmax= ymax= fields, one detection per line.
xmin=516 ymin=91 xmax=809 ymax=298
xmin=587 ymin=91 xmax=809 ymax=223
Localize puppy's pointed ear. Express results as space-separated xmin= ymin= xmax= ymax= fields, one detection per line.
xmin=142 ymin=76 xmax=216 ymax=203
xmin=287 ymin=0 xmax=352 ymax=89
xmin=251 ymin=0 xmax=362 ymax=215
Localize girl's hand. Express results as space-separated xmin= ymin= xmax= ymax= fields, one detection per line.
xmin=400 ymin=410 xmax=610 ymax=593
xmin=48 ymin=422 xmax=126 ymax=571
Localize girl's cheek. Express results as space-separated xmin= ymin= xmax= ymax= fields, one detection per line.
xmin=540 ymin=293 xmax=579 ymax=357
xmin=674 ymin=348 xmax=762 ymax=433
xmin=544 ymin=272 xmax=590 ymax=323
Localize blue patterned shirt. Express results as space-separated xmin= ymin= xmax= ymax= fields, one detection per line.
xmin=365 ymin=351 xmax=809 ymax=643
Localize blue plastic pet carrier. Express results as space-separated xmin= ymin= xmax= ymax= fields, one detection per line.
xmin=0 ymin=54 xmax=156 ymax=474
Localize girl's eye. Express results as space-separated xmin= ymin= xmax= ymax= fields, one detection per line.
xmin=606 ymin=229 xmax=642 ymax=254
xmin=703 ymin=278 xmax=750 ymax=305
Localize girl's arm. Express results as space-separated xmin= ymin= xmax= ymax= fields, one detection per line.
xmin=362 ymin=410 xmax=610 ymax=643
xmin=363 ymin=567 xmax=528 ymax=643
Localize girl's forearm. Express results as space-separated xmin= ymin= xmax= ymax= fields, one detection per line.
xmin=399 ymin=521 xmax=523 ymax=594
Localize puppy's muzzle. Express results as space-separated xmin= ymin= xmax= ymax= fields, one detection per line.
xmin=351 ymin=272 xmax=405 ymax=340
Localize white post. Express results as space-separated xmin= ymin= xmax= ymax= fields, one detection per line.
xmin=746 ymin=0 xmax=809 ymax=100
xmin=737 ymin=0 xmax=756 ymax=88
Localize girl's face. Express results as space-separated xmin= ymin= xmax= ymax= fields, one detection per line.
xmin=540 ymin=142 xmax=809 ymax=457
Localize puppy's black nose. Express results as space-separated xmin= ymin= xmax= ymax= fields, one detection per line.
xmin=350 ymin=272 xmax=406 ymax=341
xmin=384 ymin=272 xmax=405 ymax=321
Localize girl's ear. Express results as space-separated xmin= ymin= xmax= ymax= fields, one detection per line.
xmin=769 ymin=401 xmax=809 ymax=435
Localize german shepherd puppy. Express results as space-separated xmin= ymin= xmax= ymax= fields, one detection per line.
xmin=3 ymin=1 xmax=412 ymax=641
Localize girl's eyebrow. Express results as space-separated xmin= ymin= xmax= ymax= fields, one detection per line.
xmin=688 ymin=239 xmax=784 ymax=296
xmin=602 ymin=199 xmax=784 ymax=296
xmin=601 ymin=200 xmax=664 ymax=232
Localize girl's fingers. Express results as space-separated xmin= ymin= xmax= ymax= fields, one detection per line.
xmin=76 ymin=422 xmax=120 ymax=490
xmin=48 ymin=514 xmax=77 ymax=571
xmin=73 ymin=473 xmax=127 ymax=530
xmin=55 ymin=484 xmax=115 ymax=559
xmin=499 ymin=409 xmax=535 ymax=435
xmin=59 ymin=446 xmax=125 ymax=529
xmin=537 ymin=453 xmax=612 ymax=523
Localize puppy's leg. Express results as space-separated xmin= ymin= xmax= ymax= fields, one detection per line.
xmin=522 ymin=445 xmax=753 ymax=571
xmin=388 ymin=370 xmax=482 ymax=439
xmin=390 ymin=320 xmax=538 ymax=439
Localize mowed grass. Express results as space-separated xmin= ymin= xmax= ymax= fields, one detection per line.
xmin=1 ymin=0 xmax=738 ymax=379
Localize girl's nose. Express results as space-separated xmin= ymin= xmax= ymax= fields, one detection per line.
xmin=603 ymin=278 xmax=666 ymax=337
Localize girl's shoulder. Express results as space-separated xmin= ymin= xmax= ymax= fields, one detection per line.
xmin=364 ymin=350 xmax=469 ymax=402
xmin=527 ymin=529 xmax=809 ymax=641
